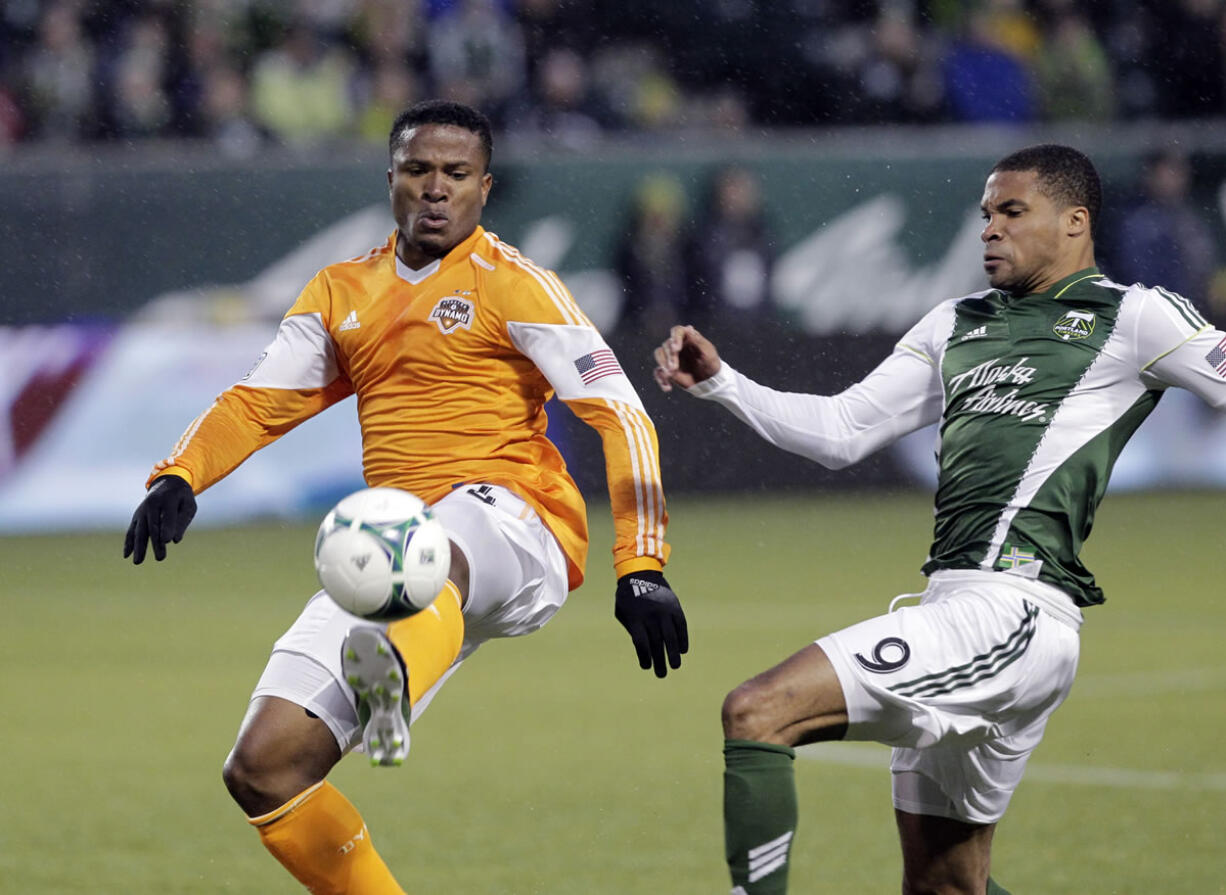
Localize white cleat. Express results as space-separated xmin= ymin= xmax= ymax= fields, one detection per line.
xmin=341 ymin=627 xmax=411 ymax=767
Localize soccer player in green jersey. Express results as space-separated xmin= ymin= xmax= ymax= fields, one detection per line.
xmin=654 ymin=144 xmax=1226 ymax=895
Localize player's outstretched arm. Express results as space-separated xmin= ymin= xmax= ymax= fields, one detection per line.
xmin=614 ymin=570 xmax=688 ymax=678
xmin=653 ymin=325 xmax=722 ymax=392
xmin=123 ymin=474 xmax=197 ymax=564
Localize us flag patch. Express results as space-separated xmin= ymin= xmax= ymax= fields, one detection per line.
xmin=1206 ymin=335 xmax=1226 ymax=377
xmin=574 ymin=348 xmax=622 ymax=385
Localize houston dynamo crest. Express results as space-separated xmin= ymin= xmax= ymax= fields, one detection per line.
xmin=430 ymin=294 xmax=474 ymax=333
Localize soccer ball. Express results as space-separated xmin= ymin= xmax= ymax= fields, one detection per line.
xmin=313 ymin=487 xmax=451 ymax=620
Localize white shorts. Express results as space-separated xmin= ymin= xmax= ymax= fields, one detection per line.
xmin=817 ymin=570 xmax=1081 ymax=824
xmin=251 ymin=483 xmax=570 ymax=753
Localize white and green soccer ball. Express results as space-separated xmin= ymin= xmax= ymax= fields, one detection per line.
xmin=314 ymin=487 xmax=451 ymax=620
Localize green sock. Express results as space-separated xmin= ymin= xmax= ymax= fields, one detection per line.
xmin=986 ymin=877 xmax=1012 ymax=894
xmin=724 ymin=739 xmax=798 ymax=894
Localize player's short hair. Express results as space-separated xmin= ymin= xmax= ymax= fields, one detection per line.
xmin=992 ymin=144 xmax=1102 ymax=237
xmin=388 ymin=100 xmax=494 ymax=170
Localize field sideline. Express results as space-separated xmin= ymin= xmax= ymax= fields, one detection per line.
xmin=2 ymin=490 xmax=1222 ymax=893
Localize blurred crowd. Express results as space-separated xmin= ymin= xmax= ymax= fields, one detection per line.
xmin=611 ymin=146 xmax=1226 ymax=335
xmin=3 ymin=0 xmax=1226 ymax=155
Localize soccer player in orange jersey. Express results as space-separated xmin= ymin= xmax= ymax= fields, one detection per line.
xmin=123 ymin=100 xmax=687 ymax=894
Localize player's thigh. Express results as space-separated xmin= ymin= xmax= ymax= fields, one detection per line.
xmin=245 ymin=484 xmax=568 ymax=757
xmin=224 ymin=694 xmax=343 ymax=815
xmin=250 ymin=596 xmax=384 ymax=751
xmin=229 ymin=694 xmax=341 ymax=778
xmin=723 ymin=643 xmax=849 ymax=745
xmin=888 ymin=610 xmax=1079 ymax=824
xmin=817 ymin=585 xmax=1075 ymax=750
xmin=429 ymin=483 xmax=569 ymax=640
xmin=251 ymin=595 xmax=473 ymax=754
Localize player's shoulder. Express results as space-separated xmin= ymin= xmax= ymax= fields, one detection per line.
xmin=949 ymin=287 xmax=1000 ymax=315
xmin=893 ymin=291 xmax=997 ymax=358
xmin=318 ymin=234 xmax=397 ymax=282
xmin=1100 ymin=275 xmax=1209 ymax=332
xmin=282 ymin=235 xmax=395 ymax=322
xmin=474 ymin=231 xmax=555 ymax=286
xmin=296 ymin=236 xmax=396 ymax=309
xmin=473 ymin=231 xmax=590 ymax=324
xmin=913 ymin=290 xmax=995 ymax=332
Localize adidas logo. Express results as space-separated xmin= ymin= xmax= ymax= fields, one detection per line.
xmin=630 ymin=578 xmax=659 ymax=597
xmin=338 ymin=310 xmax=361 ymax=332
xmin=747 ymin=830 xmax=793 ymax=883
xmin=959 ymin=325 xmax=988 ymax=341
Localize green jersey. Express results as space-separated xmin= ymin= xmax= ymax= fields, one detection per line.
xmin=692 ymin=268 xmax=1226 ymax=607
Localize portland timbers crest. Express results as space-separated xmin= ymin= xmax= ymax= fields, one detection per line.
xmin=1052 ymin=309 xmax=1095 ymax=341
xmin=429 ymin=294 xmax=474 ymax=333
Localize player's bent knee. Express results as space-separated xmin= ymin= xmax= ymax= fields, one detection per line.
xmin=222 ymin=731 xmax=338 ymax=818
xmin=222 ymin=745 xmax=282 ymax=814
xmin=722 ymin=680 xmax=774 ymax=742
xmin=221 ymin=745 xmax=268 ymax=812
xmin=222 ymin=744 xmax=319 ymax=817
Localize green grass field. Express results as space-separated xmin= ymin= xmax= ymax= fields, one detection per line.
xmin=2 ymin=490 xmax=1223 ymax=894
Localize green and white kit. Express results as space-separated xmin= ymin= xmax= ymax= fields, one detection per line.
xmin=695 ymin=268 xmax=1226 ymax=824
xmin=692 ymin=268 xmax=1226 ymax=608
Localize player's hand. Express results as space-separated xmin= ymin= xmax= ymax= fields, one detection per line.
xmin=614 ymin=570 xmax=689 ymax=678
xmin=653 ymin=324 xmax=722 ymax=392
xmin=123 ymin=474 xmax=197 ymax=564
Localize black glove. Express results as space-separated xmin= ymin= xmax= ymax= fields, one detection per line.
xmin=123 ymin=474 xmax=197 ymax=564
xmin=614 ymin=569 xmax=688 ymax=678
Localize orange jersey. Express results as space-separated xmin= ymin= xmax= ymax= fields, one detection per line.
xmin=150 ymin=226 xmax=668 ymax=589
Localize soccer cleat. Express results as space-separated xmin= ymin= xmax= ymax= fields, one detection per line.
xmin=341 ymin=626 xmax=412 ymax=767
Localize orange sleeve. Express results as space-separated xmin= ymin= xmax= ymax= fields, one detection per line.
xmin=147 ymin=273 xmax=354 ymax=492
xmin=563 ymin=396 xmax=669 ymax=578
xmin=148 ymin=380 xmax=352 ymax=492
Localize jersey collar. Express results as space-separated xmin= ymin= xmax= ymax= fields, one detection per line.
xmin=1046 ymin=267 xmax=1103 ymax=302
xmin=1000 ymin=267 xmax=1103 ymax=305
xmin=390 ymin=225 xmax=488 ymax=285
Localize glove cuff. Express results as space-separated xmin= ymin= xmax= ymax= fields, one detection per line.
xmin=150 ymin=473 xmax=194 ymax=495
xmin=613 ymin=556 xmax=663 ymax=578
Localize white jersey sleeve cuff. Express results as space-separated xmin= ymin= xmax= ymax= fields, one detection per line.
xmin=686 ymin=361 xmax=735 ymax=399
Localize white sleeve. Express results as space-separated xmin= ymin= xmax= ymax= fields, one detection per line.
xmin=505 ymin=321 xmax=645 ymax=409
xmin=1131 ymin=287 xmax=1226 ymax=411
xmin=687 ymin=344 xmax=944 ymax=470
xmin=241 ymin=312 xmax=340 ymax=389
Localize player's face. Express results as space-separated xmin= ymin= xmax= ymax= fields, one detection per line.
xmin=979 ymin=169 xmax=1078 ymax=296
xmin=388 ymin=124 xmax=493 ymax=268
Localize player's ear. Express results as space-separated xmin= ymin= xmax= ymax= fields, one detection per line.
xmin=480 ymin=172 xmax=493 ymax=206
xmin=387 ymin=167 xmax=394 ymax=192
xmin=1066 ymin=206 xmax=1089 ymax=238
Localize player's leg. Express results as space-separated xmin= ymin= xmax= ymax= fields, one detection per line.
xmin=223 ymin=695 xmax=342 ymax=816
xmin=721 ymin=643 xmax=849 ymax=895
xmin=342 ymin=483 xmax=569 ymax=768
xmin=223 ymin=694 xmax=406 ymax=894
xmin=895 ymin=809 xmax=996 ymax=895
xmin=227 ymin=585 xmax=446 ymax=895
xmin=343 ymin=544 xmax=469 ymax=766
xmin=879 ymin=576 xmax=1079 ymax=895
xmin=722 ymin=573 xmax=1075 ymax=894
xmin=722 ymin=643 xmax=849 ymax=745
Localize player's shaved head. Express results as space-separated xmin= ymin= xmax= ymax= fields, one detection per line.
xmin=389 ymin=100 xmax=494 ymax=171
